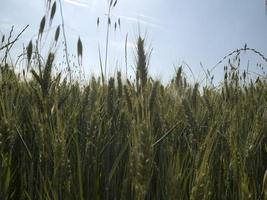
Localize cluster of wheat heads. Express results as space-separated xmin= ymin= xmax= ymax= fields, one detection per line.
xmin=0 ymin=31 xmax=267 ymax=199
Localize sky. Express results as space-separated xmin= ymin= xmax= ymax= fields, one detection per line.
xmin=1 ymin=0 xmax=267 ymax=83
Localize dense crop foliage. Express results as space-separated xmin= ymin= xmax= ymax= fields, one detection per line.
xmin=0 ymin=38 xmax=267 ymax=199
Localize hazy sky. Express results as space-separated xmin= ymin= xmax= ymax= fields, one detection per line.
xmin=1 ymin=0 xmax=267 ymax=82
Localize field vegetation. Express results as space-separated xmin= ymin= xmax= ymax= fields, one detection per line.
xmin=0 ymin=0 xmax=266 ymax=199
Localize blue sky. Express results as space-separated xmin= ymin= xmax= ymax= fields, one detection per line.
xmin=1 ymin=0 xmax=267 ymax=83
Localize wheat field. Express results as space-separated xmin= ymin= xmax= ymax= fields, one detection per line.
xmin=0 ymin=0 xmax=267 ymax=199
